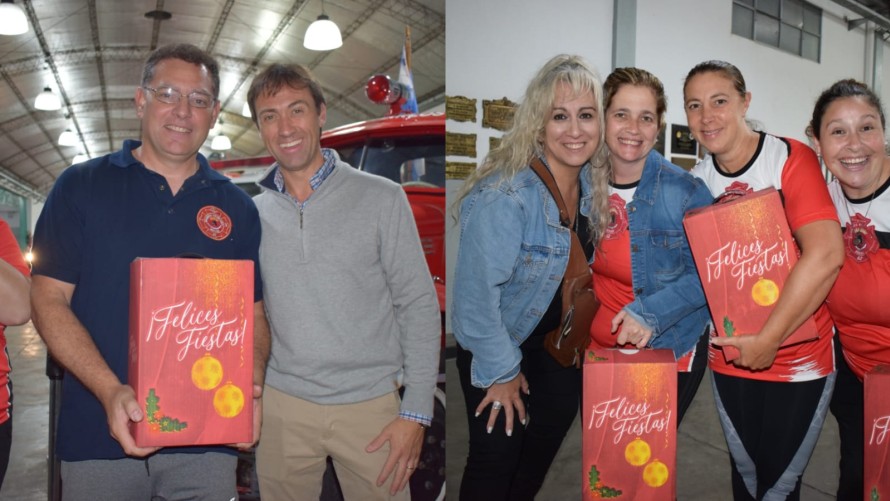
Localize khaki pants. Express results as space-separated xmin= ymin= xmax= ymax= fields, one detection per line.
xmin=257 ymin=386 xmax=410 ymax=501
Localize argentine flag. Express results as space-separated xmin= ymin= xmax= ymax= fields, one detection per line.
xmin=398 ymin=45 xmax=418 ymax=114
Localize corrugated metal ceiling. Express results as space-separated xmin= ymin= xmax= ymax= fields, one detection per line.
xmin=0 ymin=0 xmax=445 ymax=199
xmin=854 ymin=0 xmax=890 ymax=18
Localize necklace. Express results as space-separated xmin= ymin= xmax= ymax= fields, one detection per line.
xmin=843 ymin=192 xmax=876 ymax=249
xmin=841 ymin=172 xmax=884 ymax=261
xmin=842 ymin=164 xmax=890 ymax=261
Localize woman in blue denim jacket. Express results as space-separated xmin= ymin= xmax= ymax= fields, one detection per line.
xmin=452 ymin=54 xmax=608 ymax=500
xmin=589 ymin=67 xmax=712 ymax=423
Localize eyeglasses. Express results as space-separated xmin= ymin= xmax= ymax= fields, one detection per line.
xmin=142 ymin=86 xmax=216 ymax=109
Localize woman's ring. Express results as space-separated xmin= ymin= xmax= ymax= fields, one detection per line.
xmin=492 ymin=401 xmax=502 ymax=411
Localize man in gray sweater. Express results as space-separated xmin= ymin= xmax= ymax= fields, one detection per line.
xmin=246 ymin=63 xmax=440 ymax=500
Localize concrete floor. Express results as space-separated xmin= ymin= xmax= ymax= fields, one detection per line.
xmin=0 ymin=324 xmax=844 ymax=500
xmin=2 ymin=323 xmax=49 ymax=501
xmin=445 ymin=353 xmax=842 ymax=500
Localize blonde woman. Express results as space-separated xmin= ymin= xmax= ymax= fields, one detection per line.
xmin=452 ymin=54 xmax=607 ymax=500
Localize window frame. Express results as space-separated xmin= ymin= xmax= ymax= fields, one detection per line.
xmin=731 ymin=0 xmax=821 ymax=62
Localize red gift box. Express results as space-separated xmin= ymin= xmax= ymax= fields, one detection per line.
xmin=865 ymin=364 xmax=890 ymax=499
xmin=582 ymin=349 xmax=676 ymax=500
xmin=682 ymin=188 xmax=818 ymax=361
xmin=128 ymin=257 xmax=254 ymax=447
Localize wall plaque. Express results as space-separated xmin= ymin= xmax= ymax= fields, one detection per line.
xmin=446 ymin=95 xmax=477 ymax=123
xmin=671 ymin=124 xmax=697 ymax=156
xmin=671 ymin=156 xmax=697 ymax=171
xmin=482 ymin=97 xmax=516 ymax=131
xmin=446 ymin=161 xmax=477 ymax=180
xmin=446 ymin=132 xmax=477 ymax=158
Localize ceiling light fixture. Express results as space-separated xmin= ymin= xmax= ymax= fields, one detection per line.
xmin=304 ymin=0 xmax=342 ymax=51
xmin=211 ymin=134 xmax=232 ymax=151
xmin=210 ymin=119 xmax=232 ymax=151
xmin=58 ymin=129 xmax=77 ymax=147
xmin=34 ymin=86 xmax=61 ymax=111
xmin=0 ymin=0 xmax=29 ymax=36
xmin=143 ymin=9 xmax=172 ymax=21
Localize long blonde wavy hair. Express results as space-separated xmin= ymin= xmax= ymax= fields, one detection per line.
xmin=452 ymin=54 xmax=610 ymax=243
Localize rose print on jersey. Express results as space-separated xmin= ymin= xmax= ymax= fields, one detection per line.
xmin=844 ymin=213 xmax=879 ymax=263
xmin=604 ymin=193 xmax=628 ymax=240
xmin=715 ymin=181 xmax=754 ymax=204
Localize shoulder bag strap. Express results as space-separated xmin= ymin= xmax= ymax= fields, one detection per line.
xmin=529 ymin=157 xmax=589 ymax=274
xmin=529 ymin=157 xmax=572 ymax=229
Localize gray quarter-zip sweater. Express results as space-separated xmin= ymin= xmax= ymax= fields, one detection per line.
xmin=254 ymin=154 xmax=440 ymax=418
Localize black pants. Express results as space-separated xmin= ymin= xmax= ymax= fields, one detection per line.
xmin=829 ymin=336 xmax=864 ymax=501
xmin=456 ymin=334 xmax=581 ymax=501
xmin=713 ymin=371 xmax=832 ymax=501
xmin=0 ymin=380 xmax=11 ymax=490
xmin=676 ymin=330 xmax=710 ymax=425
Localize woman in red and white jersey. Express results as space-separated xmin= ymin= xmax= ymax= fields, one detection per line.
xmin=589 ymin=67 xmax=713 ymax=425
xmin=0 ymin=220 xmax=30 ymax=489
xmin=810 ymin=78 xmax=890 ymax=501
xmin=683 ymin=60 xmax=844 ymax=501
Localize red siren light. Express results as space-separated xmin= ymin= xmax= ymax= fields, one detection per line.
xmin=365 ymin=74 xmax=403 ymax=104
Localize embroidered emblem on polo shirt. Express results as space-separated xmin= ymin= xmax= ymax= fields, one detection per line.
xmin=196 ymin=206 xmax=232 ymax=241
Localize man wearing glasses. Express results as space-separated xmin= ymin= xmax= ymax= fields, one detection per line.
xmin=30 ymin=43 xmax=270 ymax=500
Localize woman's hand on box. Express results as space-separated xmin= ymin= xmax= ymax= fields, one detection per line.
xmin=612 ymin=310 xmax=653 ymax=349
xmin=711 ymin=334 xmax=780 ymax=370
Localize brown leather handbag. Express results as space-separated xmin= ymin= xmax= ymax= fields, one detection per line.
xmin=529 ymin=158 xmax=600 ymax=368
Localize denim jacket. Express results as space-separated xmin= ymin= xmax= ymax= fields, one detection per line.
xmin=452 ymin=160 xmax=593 ymax=388
xmin=620 ymin=150 xmax=713 ymax=358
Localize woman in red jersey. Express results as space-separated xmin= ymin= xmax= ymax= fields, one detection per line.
xmin=588 ymin=67 xmax=712 ymax=425
xmin=683 ymin=60 xmax=844 ymax=501
xmin=0 ymin=220 xmax=30 ymax=489
xmin=810 ymin=78 xmax=890 ymax=501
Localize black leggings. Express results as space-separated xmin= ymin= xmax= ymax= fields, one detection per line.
xmin=456 ymin=334 xmax=581 ymax=501
xmin=829 ymin=336 xmax=864 ymax=501
xmin=0 ymin=381 xmax=11 ymax=490
xmin=713 ymin=370 xmax=833 ymax=501
xmin=676 ymin=330 xmax=710 ymax=425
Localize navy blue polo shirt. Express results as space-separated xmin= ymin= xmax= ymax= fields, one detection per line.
xmin=32 ymin=139 xmax=263 ymax=461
